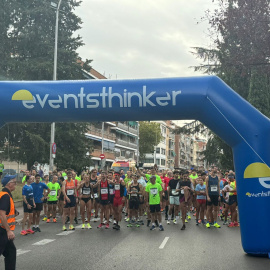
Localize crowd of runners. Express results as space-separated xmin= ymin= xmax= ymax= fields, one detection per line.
xmin=19 ymin=166 xmax=239 ymax=235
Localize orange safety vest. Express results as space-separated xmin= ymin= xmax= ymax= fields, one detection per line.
xmin=0 ymin=191 xmax=16 ymax=231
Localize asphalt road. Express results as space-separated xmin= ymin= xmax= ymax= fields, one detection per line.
xmin=1 ymin=213 xmax=270 ymax=270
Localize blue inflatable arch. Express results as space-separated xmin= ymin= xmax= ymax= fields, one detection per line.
xmin=1 ymin=76 xmax=270 ymax=256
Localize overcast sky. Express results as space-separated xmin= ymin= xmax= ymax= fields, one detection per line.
xmin=75 ymin=0 xmax=216 ymax=80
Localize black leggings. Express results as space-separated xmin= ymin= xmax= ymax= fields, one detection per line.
xmin=0 ymin=231 xmax=16 ymax=270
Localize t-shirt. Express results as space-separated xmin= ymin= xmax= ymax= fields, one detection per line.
xmin=22 ymin=175 xmax=27 ymax=183
xmin=168 ymin=179 xmax=179 ymax=196
xmin=176 ymin=180 xmax=192 ymax=199
xmin=31 ymin=182 xmax=49 ymax=203
xmin=124 ymin=177 xmax=131 ymax=185
xmin=0 ymin=163 xmax=4 ymax=172
xmin=195 ymin=184 xmax=206 ymax=200
xmin=138 ymin=178 xmax=147 ymax=188
xmin=161 ymin=176 xmax=170 ymax=190
xmin=145 ymin=174 xmax=162 ymax=185
xmin=145 ymin=183 xmax=162 ymax=205
xmin=22 ymin=184 xmax=34 ymax=199
xmin=47 ymin=182 xmax=61 ymax=201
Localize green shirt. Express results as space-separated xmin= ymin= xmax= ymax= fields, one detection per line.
xmin=145 ymin=182 xmax=162 ymax=205
xmin=145 ymin=174 xmax=162 ymax=185
xmin=124 ymin=177 xmax=131 ymax=185
xmin=47 ymin=182 xmax=61 ymax=201
xmin=189 ymin=174 xmax=198 ymax=180
xmin=0 ymin=163 xmax=4 ymax=173
xmin=22 ymin=175 xmax=27 ymax=183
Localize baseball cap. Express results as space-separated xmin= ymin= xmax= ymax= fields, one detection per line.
xmin=1 ymin=174 xmax=17 ymax=187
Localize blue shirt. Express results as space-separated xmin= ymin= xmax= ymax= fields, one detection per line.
xmin=220 ymin=180 xmax=224 ymax=196
xmin=22 ymin=184 xmax=34 ymax=199
xmin=195 ymin=184 xmax=206 ymax=200
xmin=31 ymin=182 xmax=48 ymax=203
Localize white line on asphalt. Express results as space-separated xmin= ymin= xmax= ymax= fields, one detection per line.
xmin=17 ymin=249 xmax=31 ymax=256
xmin=56 ymin=231 xmax=75 ymax=236
xmin=159 ymin=237 xmax=169 ymax=249
xmin=32 ymin=239 xmax=56 ymax=246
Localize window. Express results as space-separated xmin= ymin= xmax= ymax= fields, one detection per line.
xmin=161 ymin=159 xmax=166 ymax=166
xmin=156 ymin=159 xmax=160 ymax=165
xmin=142 ymin=158 xmax=154 ymax=163
xmin=121 ymin=150 xmax=125 ymax=157
xmin=156 ymin=147 xmax=160 ymax=154
xmin=161 ymin=148 xmax=166 ymax=155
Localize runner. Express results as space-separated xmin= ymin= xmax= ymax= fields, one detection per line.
xmin=128 ymin=174 xmax=143 ymax=227
xmin=97 ymin=171 xmax=110 ymax=229
xmin=107 ymin=171 xmax=115 ymax=224
xmin=167 ymin=170 xmax=180 ymax=225
xmin=161 ymin=170 xmax=171 ymax=220
xmin=205 ymin=169 xmax=221 ymax=228
xmin=176 ymin=171 xmax=193 ymax=230
xmin=57 ymin=177 xmax=65 ymax=217
xmin=112 ymin=172 xmax=126 ymax=230
xmin=21 ymin=176 xmax=36 ymax=235
xmin=78 ymin=173 xmax=92 ymax=229
xmin=226 ymin=174 xmax=239 ymax=227
xmin=62 ymin=171 xmax=77 ymax=231
xmin=145 ymin=175 xmax=164 ymax=231
xmin=31 ymin=174 xmax=50 ymax=232
xmin=90 ymin=169 xmax=99 ymax=222
xmin=195 ymin=176 xmax=206 ymax=225
xmin=42 ymin=175 xmax=49 ymax=221
xmin=46 ymin=175 xmax=61 ymax=223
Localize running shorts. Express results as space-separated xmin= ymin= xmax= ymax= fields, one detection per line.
xmin=207 ymin=195 xmax=219 ymax=206
xmin=149 ymin=204 xmax=161 ymax=213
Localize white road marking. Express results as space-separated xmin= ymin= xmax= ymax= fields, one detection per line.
xmin=76 ymin=225 xmax=83 ymax=229
xmin=17 ymin=249 xmax=31 ymax=256
xmin=32 ymin=239 xmax=55 ymax=246
xmin=56 ymin=231 xmax=75 ymax=236
xmin=159 ymin=237 xmax=169 ymax=249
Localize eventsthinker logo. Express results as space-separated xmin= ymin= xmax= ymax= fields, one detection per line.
xmin=12 ymin=86 xmax=182 ymax=109
xmin=246 ymin=191 xmax=270 ymax=198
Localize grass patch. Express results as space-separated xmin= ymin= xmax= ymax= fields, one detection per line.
xmin=13 ymin=182 xmax=23 ymax=202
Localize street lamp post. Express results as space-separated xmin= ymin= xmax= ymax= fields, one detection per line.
xmin=49 ymin=0 xmax=63 ymax=171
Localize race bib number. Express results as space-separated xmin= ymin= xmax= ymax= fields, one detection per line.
xmin=83 ymin=188 xmax=90 ymax=195
xmin=91 ymin=193 xmax=98 ymax=199
xmin=211 ymin=185 xmax=218 ymax=192
xmin=172 ymin=189 xmax=179 ymax=196
xmin=67 ymin=189 xmax=74 ymax=196
xmin=50 ymin=190 xmax=56 ymax=196
xmin=64 ymin=176 xmax=67 ymax=180
xmin=109 ymin=189 xmax=114 ymax=195
xmin=150 ymin=188 xmax=158 ymax=195
xmin=115 ymin=184 xmax=120 ymax=190
xmin=181 ymin=189 xmax=184 ymax=195
xmin=101 ymin=188 xmax=108 ymax=195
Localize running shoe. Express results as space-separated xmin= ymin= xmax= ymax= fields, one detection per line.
xmin=87 ymin=223 xmax=92 ymax=229
xmin=136 ymin=223 xmax=140 ymax=228
xmin=69 ymin=225 xmax=75 ymax=230
xmin=206 ymin=222 xmax=211 ymax=228
xmin=144 ymin=212 xmax=147 ymax=216
xmin=46 ymin=219 xmax=51 ymax=223
xmin=167 ymin=220 xmax=170 ymax=224
xmin=97 ymin=223 xmax=103 ymax=229
xmin=32 ymin=227 xmax=36 ymax=232
xmin=127 ymin=222 xmax=133 ymax=227
xmin=181 ymin=224 xmax=186 ymax=230
xmin=126 ymin=217 xmax=130 ymax=222
xmin=53 ymin=218 xmax=57 ymax=223
xmin=62 ymin=225 xmax=67 ymax=231
xmin=36 ymin=227 xmax=41 ymax=232
xmin=159 ymin=225 xmax=164 ymax=231
xmin=187 ymin=215 xmax=191 ymax=220
xmin=198 ymin=219 xmax=202 ymax=224
xmin=185 ymin=219 xmax=188 ymax=223
xmin=173 ymin=219 xmax=177 ymax=225
xmin=109 ymin=218 xmax=113 ymax=223
xmin=196 ymin=220 xmax=199 ymax=225
xmin=228 ymin=222 xmax=235 ymax=227
xmin=234 ymin=221 xmax=240 ymax=227
xmin=81 ymin=224 xmax=85 ymax=229
xmin=214 ymin=222 xmax=221 ymax=228
xmin=105 ymin=224 xmax=109 ymax=229
xmin=223 ymin=221 xmax=228 ymax=225
xmin=26 ymin=229 xmax=35 ymax=234
xmin=150 ymin=225 xmax=156 ymax=230
xmin=20 ymin=230 xmax=28 ymax=236
xmin=42 ymin=216 xmax=47 ymax=221
xmin=193 ymin=213 xmax=196 ymax=216
xmin=160 ymin=208 xmax=164 ymax=212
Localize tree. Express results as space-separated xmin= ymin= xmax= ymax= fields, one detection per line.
xmin=191 ymin=0 xmax=270 ymax=168
xmin=139 ymin=122 xmax=162 ymax=159
xmin=0 ymin=0 xmax=93 ymax=171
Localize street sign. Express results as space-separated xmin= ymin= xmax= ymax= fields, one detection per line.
xmin=52 ymin=143 xmax=57 ymax=154
xmin=100 ymin=153 xmax=105 ymax=160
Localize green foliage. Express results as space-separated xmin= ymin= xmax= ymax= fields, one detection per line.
xmin=0 ymin=0 xmax=93 ymax=171
xmin=139 ymin=122 xmax=162 ymax=158
xmin=191 ymin=0 xmax=270 ymax=168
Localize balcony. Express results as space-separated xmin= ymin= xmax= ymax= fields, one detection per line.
xmin=88 ymin=125 xmax=116 ymax=141
xmin=117 ymin=122 xmax=138 ymax=135
xmin=115 ymin=138 xmax=137 ymax=149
